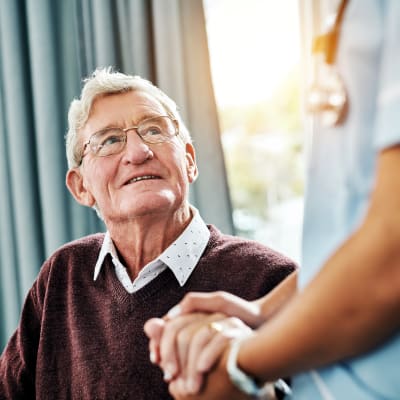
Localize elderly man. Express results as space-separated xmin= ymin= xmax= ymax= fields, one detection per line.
xmin=0 ymin=68 xmax=296 ymax=399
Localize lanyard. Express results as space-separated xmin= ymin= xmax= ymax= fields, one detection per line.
xmin=313 ymin=0 xmax=349 ymax=65
xmin=307 ymin=0 xmax=350 ymax=127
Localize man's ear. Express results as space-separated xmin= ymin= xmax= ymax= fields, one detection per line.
xmin=66 ymin=168 xmax=96 ymax=207
xmin=185 ymin=143 xmax=198 ymax=183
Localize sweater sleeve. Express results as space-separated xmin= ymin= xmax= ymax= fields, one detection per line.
xmin=0 ymin=262 xmax=50 ymax=399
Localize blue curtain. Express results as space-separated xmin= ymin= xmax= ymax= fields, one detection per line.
xmin=0 ymin=0 xmax=233 ymax=351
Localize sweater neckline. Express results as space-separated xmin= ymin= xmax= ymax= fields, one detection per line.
xmin=94 ymin=225 xmax=220 ymax=305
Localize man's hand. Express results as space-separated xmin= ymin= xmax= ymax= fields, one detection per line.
xmin=144 ymin=311 xmax=252 ymax=397
xmin=168 ymin=346 xmax=249 ymax=400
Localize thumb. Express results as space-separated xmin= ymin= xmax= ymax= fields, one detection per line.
xmin=144 ymin=318 xmax=165 ymax=365
xmin=144 ymin=317 xmax=165 ymax=340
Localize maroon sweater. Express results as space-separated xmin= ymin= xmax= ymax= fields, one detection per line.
xmin=0 ymin=225 xmax=296 ymax=399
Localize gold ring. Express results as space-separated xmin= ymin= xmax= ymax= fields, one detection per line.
xmin=209 ymin=321 xmax=224 ymax=333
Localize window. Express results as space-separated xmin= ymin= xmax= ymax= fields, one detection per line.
xmin=204 ymin=0 xmax=304 ymax=262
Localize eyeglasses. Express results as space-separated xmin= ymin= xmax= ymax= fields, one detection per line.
xmin=79 ymin=115 xmax=179 ymax=164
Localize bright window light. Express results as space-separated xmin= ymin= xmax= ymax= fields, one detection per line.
xmin=204 ymin=0 xmax=304 ymax=263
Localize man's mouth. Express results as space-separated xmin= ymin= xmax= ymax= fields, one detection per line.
xmin=125 ymin=175 xmax=160 ymax=185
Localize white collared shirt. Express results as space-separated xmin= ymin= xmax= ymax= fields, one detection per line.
xmin=93 ymin=208 xmax=210 ymax=293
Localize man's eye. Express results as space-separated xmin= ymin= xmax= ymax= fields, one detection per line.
xmin=100 ymin=135 xmax=122 ymax=146
xmin=145 ymin=127 xmax=162 ymax=136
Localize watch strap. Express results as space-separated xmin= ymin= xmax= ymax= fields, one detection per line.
xmin=226 ymin=337 xmax=292 ymax=399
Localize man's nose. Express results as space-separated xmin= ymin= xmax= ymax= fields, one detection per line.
xmin=121 ymin=129 xmax=153 ymax=164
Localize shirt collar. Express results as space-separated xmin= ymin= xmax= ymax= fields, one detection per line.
xmin=93 ymin=207 xmax=210 ymax=286
xmin=93 ymin=231 xmax=118 ymax=281
xmin=158 ymin=208 xmax=210 ymax=286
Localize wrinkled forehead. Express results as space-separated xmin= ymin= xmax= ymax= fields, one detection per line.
xmin=90 ymin=90 xmax=168 ymax=118
xmin=81 ymin=90 xmax=169 ymax=139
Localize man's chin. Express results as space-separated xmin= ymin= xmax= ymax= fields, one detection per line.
xmin=100 ymin=192 xmax=184 ymax=222
xmin=106 ymin=203 xmax=177 ymax=222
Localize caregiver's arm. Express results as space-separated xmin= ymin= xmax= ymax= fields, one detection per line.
xmin=231 ymin=146 xmax=400 ymax=383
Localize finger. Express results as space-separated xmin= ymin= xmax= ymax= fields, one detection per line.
xmin=144 ymin=318 xmax=165 ymax=365
xmin=173 ymin=314 xmax=222 ymax=384
xmin=196 ymin=330 xmax=230 ymax=373
xmin=166 ymin=292 xmax=220 ymax=319
xmin=167 ymin=292 xmax=259 ymax=326
xmin=182 ymin=321 xmax=216 ymax=394
xmin=196 ymin=317 xmax=252 ymax=373
xmin=144 ymin=318 xmax=165 ymax=341
xmin=169 ymin=378 xmax=187 ymax=400
xmin=159 ymin=314 xmax=202 ymax=381
xmin=149 ymin=338 xmax=160 ymax=365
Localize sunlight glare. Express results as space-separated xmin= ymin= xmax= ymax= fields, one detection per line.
xmin=204 ymin=0 xmax=300 ymax=107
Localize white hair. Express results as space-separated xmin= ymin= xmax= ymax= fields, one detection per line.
xmin=66 ymin=67 xmax=192 ymax=168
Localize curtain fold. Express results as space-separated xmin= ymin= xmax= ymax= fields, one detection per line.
xmin=0 ymin=0 xmax=44 ymax=314
xmin=26 ymin=1 xmax=73 ymax=255
xmin=0 ymin=58 xmax=22 ymax=348
xmin=152 ymin=0 xmax=234 ymax=232
xmin=0 ymin=0 xmax=233 ymax=351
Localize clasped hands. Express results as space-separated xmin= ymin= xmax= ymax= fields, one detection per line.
xmin=144 ymin=292 xmax=262 ymax=399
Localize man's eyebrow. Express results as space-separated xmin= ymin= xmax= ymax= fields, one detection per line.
xmin=95 ymin=113 xmax=166 ymax=132
xmin=90 ymin=124 xmax=121 ymax=135
xmin=134 ymin=112 xmax=167 ymax=123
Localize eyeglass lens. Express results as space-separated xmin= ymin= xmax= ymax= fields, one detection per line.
xmin=90 ymin=116 xmax=177 ymax=157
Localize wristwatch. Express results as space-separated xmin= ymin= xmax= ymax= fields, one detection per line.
xmin=226 ymin=337 xmax=292 ymax=399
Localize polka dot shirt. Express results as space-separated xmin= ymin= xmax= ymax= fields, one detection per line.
xmin=93 ymin=208 xmax=210 ymax=293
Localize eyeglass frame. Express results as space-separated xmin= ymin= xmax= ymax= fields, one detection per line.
xmin=78 ymin=115 xmax=179 ymax=165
